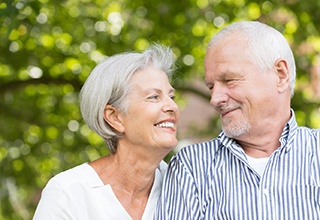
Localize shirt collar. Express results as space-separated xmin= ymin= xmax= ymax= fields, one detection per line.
xmin=218 ymin=132 xmax=245 ymax=159
xmin=282 ymin=109 xmax=299 ymax=152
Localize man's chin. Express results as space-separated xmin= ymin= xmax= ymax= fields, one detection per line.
xmin=222 ymin=123 xmax=251 ymax=138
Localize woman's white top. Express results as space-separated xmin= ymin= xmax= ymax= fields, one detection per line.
xmin=33 ymin=161 xmax=167 ymax=220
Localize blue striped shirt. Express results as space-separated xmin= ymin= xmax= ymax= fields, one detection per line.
xmin=155 ymin=111 xmax=320 ymax=219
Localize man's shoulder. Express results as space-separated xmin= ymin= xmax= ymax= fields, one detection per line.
xmin=174 ymin=138 xmax=222 ymax=162
xmin=295 ymin=125 xmax=320 ymax=138
xmin=186 ymin=138 xmax=221 ymax=151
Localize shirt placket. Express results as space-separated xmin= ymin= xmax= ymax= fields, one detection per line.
xmin=257 ymin=150 xmax=280 ymax=220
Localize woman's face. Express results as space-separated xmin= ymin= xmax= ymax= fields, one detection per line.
xmin=118 ymin=66 xmax=179 ymax=152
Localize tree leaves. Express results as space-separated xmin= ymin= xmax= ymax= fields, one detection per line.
xmin=0 ymin=0 xmax=319 ymax=219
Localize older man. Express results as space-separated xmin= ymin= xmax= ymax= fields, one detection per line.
xmin=155 ymin=21 xmax=320 ymax=219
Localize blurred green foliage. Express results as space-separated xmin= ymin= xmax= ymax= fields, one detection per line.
xmin=0 ymin=0 xmax=319 ymax=219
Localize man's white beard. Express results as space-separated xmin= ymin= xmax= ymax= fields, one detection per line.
xmin=222 ymin=116 xmax=251 ymax=138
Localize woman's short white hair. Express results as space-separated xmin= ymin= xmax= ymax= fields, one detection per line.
xmin=208 ymin=21 xmax=296 ymax=96
xmin=79 ymin=44 xmax=175 ymax=153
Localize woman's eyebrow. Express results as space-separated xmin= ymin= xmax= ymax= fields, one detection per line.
xmin=145 ymin=87 xmax=175 ymax=93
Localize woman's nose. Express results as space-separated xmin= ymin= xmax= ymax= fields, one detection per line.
xmin=163 ymin=96 xmax=179 ymax=113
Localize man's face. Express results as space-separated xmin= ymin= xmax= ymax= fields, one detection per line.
xmin=204 ymin=35 xmax=280 ymax=139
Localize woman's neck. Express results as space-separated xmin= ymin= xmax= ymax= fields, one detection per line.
xmin=89 ymin=150 xmax=161 ymax=219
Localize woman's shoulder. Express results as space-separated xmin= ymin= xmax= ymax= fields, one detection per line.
xmin=45 ymin=163 xmax=101 ymax=189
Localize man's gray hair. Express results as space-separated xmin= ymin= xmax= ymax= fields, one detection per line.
xmin=208 ymin=21 xmax=296 ymax=96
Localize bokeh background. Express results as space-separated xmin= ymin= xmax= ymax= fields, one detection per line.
xmin=1 ymin=0 xmax=320 ymax=219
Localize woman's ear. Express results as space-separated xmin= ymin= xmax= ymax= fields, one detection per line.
xmin=274 ymin=58 xmax=290 ymax=93
xmin=103 ymin=104 xmax=125 ymax=133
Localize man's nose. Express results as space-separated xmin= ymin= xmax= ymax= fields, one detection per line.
xmin=210 ymin=85 xmax=229 ymax=107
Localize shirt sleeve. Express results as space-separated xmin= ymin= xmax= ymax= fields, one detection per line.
xmin=155 ymin=152 xmax=202 ymax=220
xmin=32 ymin=178 xmax=75 ymax=220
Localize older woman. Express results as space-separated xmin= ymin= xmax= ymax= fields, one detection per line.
xmin=33 ymin=44 xmax=179 ymax=220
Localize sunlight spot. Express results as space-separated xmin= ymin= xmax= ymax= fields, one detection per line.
xmin=90 ymin=50 xmax=108 ymax=63
xmin=28 ymin=66 xmax=43 ymax=79
xmin=36 ymin=12 xmax=47 ymax=24
xmin=213 ymin=17 xmax=225 ymax=27
xmin=183 ymin=54 xmax=195 ymax=66
xmin=68 ymin=120 xmax=80 ymax=132
xmin=9 ymin=41 xmax=19 ymax=52
xmin=80 ymin=42 xmax=94 ymax=53
xmin=95 ymin=21 xmax=109 ymax=32
xmin=108 ymin=12 xmax=124 ymax=35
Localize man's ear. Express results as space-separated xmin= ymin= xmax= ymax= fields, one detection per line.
xmin=103 ymin=104 xmax=125 ymax=133
xmin=274 ymin=58 xmax=290 ymax=93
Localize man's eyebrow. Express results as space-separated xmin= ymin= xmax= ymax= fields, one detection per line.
xmin=205 ymin=71 xmax=244 ymax=85
xmin=205 ymin=72 xmax=229 ymax=84
xmin=217 ymin=71 xmax=243 ymax=80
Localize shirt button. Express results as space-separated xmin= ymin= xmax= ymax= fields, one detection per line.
xmin=263 ymin=188 xmax=268 ymax=196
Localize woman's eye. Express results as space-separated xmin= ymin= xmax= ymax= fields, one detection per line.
xmin=170 ymin=95 xmax=176 ymax=100
xmin=148 ymin=95 xmax=159 ymax=100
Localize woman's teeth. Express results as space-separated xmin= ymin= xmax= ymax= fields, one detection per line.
xmin=155 ymin=122 xmax=174 ymax=128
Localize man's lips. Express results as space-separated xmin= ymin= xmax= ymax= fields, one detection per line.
xmin=220 ymin=108 xmax=240 ymax=117
xmin=221 ymin=110 xmax=233 ymax=117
